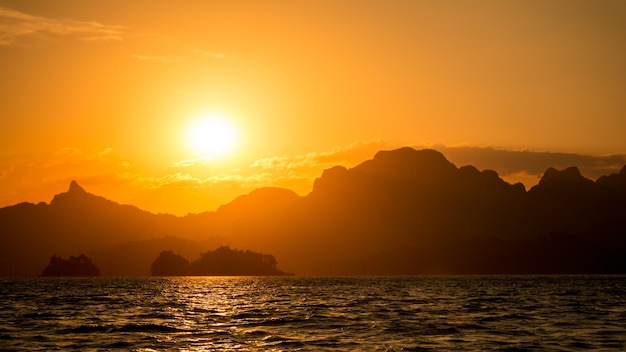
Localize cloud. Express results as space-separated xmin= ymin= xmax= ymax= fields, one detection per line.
xmin=193 ymin=49 xmax=228 ymax=59
xmin=42 ymin=147 xmax=114 ymax=168
xmin=0 ymin=5 xmax=230 ymax=65
xmin=69 ymin=143 xmax=626 ymax=198
xmin=4 ymin=141 xmax=626 ymax=215
xmin=434 ymin=145 xmax=626 ymax=185
xmin=139 ymin=173 xmax=202 ymax=189
xmin=135 ymin=172 xmax=274 ymax=190
xmin=131 ymin=54 xmax=182 ymax=63
xmin=170 ymin=158 xmax=213 ymax=168
xmin=247 ymin=141 xmax=626 ymax=192
xmin=249 ymin=156 xmax=293 ymax=170
xmin=0 ymin=6 xmax=125 ymax=46
xmin=243 ymin=140 xmax=399 ymax=192
xmin=250 ymin=140 xmax=395 ymax=172
xmin=164 ymin=141 xmax=395 ymax=194
xmin=0 ymin=165 xmax=14 ymax=180
xmin=132 ymin=47 xmax=229 ymax=63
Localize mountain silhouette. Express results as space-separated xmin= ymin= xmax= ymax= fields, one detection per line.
xmin=0 ymin=181 xmax=225 ymax=276
xmin=1 ymin=148 xmax=625 ymax=276
xmin=302 ymin=149 xmax=625 ymax=274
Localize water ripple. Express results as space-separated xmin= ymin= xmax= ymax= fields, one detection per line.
xmin=0 ymin=276 xmax=625 ymax=350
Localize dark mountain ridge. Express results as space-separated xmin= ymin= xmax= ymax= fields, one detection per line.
xmin=1 ymin=147 xmax=625 ymax=276
xmin=0 ymin=181 xmax=224 ymax=276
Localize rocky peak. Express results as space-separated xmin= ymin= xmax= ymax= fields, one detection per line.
xmin=50 ymin=180 xmax=90 ymax=206
xmin=538 ymin=166 xmax=592 ymax=186
xmin=68 ymin=180 xmax=87 ymax=194
xmin=530 ymin=166 xmax=595 ymax=195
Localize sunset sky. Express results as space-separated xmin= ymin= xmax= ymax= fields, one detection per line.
xmin=1 ymin=0 xmax=626 ymax=215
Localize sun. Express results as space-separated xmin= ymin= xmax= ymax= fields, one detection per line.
xmin=186 ymin=114 xmax=239 ymax=159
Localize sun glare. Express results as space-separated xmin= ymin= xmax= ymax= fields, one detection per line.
xmin=186 ymin=114 xmax=239 ymax=159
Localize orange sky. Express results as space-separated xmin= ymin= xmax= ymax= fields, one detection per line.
xmin=1 ymin=0 xmax=626 ymax=215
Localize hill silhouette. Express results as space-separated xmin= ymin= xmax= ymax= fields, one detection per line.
xmin=1 ymin=147 xmax=625 ymax=276
xmin=151 ymin=250 xmax=191 ymax=276
xmin=151 ymin=246 xmax=292 ymax=276
xmin=41 ymin=254 xmax=100 ymax=277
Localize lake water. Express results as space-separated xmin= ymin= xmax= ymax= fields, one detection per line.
xmin=1 ymin=276 xmax=625 ymax=351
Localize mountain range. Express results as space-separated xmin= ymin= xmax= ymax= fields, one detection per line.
xmin=1 ymin=147 xmax=625 ymax=276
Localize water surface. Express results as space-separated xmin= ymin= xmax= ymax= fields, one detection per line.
xmin=1 ymin=276 xmax=625 ymax=351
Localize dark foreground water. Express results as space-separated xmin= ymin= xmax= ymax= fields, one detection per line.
xmin=1 ymin=276 xmax=625 ymax=351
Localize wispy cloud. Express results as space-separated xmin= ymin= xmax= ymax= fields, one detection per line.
xmin=0 ymin=5 xmax=230 ymax=64
xmin=245 ymin=141 xmax=626 ymax=191
xmin=0 ymin=6 xmax=125 ymax=46
xmin=249 ymin=156 xmax=294 ymax=170
xmin=434 ymin=145 xmax=626 ymax=185
xmin=250 ymin=140 xmax=395 ymax=172
xmin=193 ymin=49 xmax=228 ymax=59
xmin=165 ymin=142 xmax=392 ymax=194
xmin=30 ymin=143 xmax=626 ymax=197
xmin=0 ymin=165 xmax=14 ymax=180
xmin=131 ymin=54 xmax=182 ymax=63
xmin=135 ymin=172 xmax=274 ymax=190
xmin=241 ymin=140 xmax=398 ymax=192
xmin=42 ymin=147 xmax=113 ymax=168
xmin=57 ymin=143 xmax=626 ymax=197
xmin=170 ymin=158 xmax=213 ymax=168
xmin=132 ymin=47 xmax=229 ymax=63
xmin=3 ymin=141 xmax=626 ymax=215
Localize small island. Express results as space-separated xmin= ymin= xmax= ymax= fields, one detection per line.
xmin=41 ymin=254 xmax=101 ymax=277
xmin=151 ymin=246 xmax=293 ymax=276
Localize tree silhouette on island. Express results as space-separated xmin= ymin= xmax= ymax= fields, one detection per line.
xmin=41 ymin=254 xmax=100 ymax=277
xmin=151 ymin=246 xmax=292 ymax=276
xmin=151 ymin=250 xmax=191 ymax=276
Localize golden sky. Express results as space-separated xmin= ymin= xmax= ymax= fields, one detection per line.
xmin=1 ymin=0 xmax=626 ymax=215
